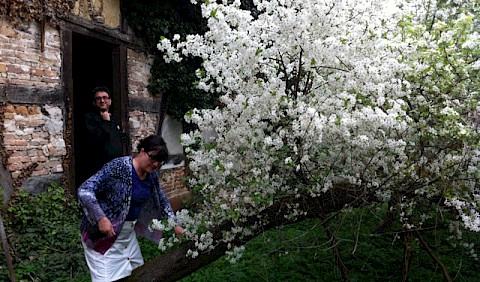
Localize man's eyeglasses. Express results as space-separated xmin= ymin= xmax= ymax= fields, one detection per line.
xmin=95 ymin=96 xmax=110 ymax=101
xmin=146 ymin=151 xmax=166 ymax=165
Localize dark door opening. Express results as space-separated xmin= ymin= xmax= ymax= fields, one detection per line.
xmin=72 ymin=33 xmax=121 ymax=187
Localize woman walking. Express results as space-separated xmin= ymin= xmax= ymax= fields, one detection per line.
xmin=78 ymin=134 xmax=184 ymax=281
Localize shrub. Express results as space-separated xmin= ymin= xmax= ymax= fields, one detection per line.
xmin=0 ymin=183 xmax=88 ymax=281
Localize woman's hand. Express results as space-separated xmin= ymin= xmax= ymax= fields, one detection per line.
xmin=98 ymin=216 xmax=116 ymax=237
xmin=174 ymin=225 xmax=185 ymax=235
xmin=174 ymin=225 xmax=188 ymax=241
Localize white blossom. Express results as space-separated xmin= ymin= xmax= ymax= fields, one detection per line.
xmin=154 ymin=0 xmax=480 ymax=260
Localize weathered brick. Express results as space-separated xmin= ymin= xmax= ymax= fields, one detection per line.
xmin=0 ymin=20 xmax=187 ymax=203
xmin=28 ymin=119 xmax=45 ymax=127
xmin=16 ymin=106 xmax=29 ymax=116
xmin=12 ymin=44 xmax=26 ymax=53
xmin=14 ymin=140 xmax=29 ymax=146
xmin=2 ymin=138 xmax=16 ymax=145
xmin=8 ymin=150 xmax=28 ymax=157
xmin=2 ymin=133 xmax=15 ymax=141
xmin=32 ymin=132 xmax=48 ymax=139
xmin=5 ymin=105 xmax=15 ymax=113
xmin=6 ymin=64 xmax=29 ymax=74
xmin=0 ymin=24 xmax=18 ymax=38
xmin=0 ymin=56 xmax=16 ymax=64
xmin=32 ymin=170 xmax=48 ymax=176
xmin=26 ymin=148 xmax=42 ymax=156
xmin=17 ymin=52 xmax=39 ymax=63
xmin=28 ymin=106 xmax=39 ymax=115
xmin=43 ymin=70 xmax=57 ymax=77
xmin=30 ymin=69 xmax=43 ymax=76
xmin=8 ymin=163 xmax=24 ymax=171
xmin=4 ymin=113 xmax=15 ymax=119
xmin=0 ymin=46 xmax=15 ymax=57
xmin=31 ymin=139 xmax=49 ymax=146
xmin=31 ymin=156 xmax=48 ymax=162
xmin=7 ymin=156 xmax=30 ymax=164
xmin=41 ymin=77 xmax=60 ymax=83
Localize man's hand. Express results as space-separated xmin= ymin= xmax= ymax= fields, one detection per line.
xmin=98 ymin=216 xmax=116 ymax=237
xmin=100 ymin=111 xmax=111 ymax=121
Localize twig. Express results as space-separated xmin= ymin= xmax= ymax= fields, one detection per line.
xmin=415 ymin=230 xmax=453 ymax=282
xmin=323 ymin=223 xmax=349 ymax=282
xmin=401 ymin=231 xmax=413 ymax=282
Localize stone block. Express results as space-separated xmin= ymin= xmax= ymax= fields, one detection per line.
xmin=0 ymin=24 xmax=18 ymax=38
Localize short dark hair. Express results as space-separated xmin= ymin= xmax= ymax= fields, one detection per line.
xmin=91 ymin=86 xmax=111 ymax=100
xmin=137 ymin=135 xmax=169 ymax=162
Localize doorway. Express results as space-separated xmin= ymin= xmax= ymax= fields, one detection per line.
xmin=71 ymin=33 xmax=127 ymax=188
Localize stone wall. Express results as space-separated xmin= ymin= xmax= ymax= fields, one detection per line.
xmin=129 ymin=111 xmax=159 ymax=147
xmin=3 ymin=105 xmax=65 ymax=178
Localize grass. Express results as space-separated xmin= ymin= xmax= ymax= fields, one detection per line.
xmin=4 ymin=203 xmax=478 ymax=281
xmin=173 ymin=209 xmax=480 ymax=282
xmin=4 ymin=184 xmax=476 ymax=281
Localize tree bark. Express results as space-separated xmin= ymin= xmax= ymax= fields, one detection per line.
xmin=0 ymin=213 xmax=15 ymax=282
xmin=129 ymin=185 xmax=369 ymax=281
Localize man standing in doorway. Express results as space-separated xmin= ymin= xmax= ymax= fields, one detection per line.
xmin=82 ymin=86 xmax=126 ymax=181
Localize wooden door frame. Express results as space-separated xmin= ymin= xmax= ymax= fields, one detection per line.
xmin=62 ymin=27 xmax=130 ymax=193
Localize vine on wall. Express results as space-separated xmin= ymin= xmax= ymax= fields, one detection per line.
xmin=121 ymin=0 xmax=219 ymax=129
xmin=0 ymin=0 xmax=76 ymax=27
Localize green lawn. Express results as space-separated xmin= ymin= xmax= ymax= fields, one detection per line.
xmin=174 ymin=212 xmax=480 ymax=282
xmin=3 ymin=192 xmax=479 ymax=282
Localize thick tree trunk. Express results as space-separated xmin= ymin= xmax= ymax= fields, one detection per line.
xmin=129 ymin=185 xmax=369 ymax=281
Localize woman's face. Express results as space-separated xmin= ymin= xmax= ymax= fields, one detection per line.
xmin=140 ymin=150 xmax=165 ymax=173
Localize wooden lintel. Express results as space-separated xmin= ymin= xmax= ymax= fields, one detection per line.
xmin=0 ymin=84 xmax=64 ymax=106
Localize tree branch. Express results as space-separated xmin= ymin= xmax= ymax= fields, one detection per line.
xmin=415 ymin=230 xmax=453 ymax=282
xmin=129 ymin=185 xmax=367 ymax=281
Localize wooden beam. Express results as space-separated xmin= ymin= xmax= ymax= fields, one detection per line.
xmin=0 ymin=85 xmax=64 ymax=105
xmin=62 ymin=14 xmax=147 ymax=52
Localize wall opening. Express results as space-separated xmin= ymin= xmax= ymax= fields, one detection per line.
xmin=72 ymin=33 xmax=120 ymax=187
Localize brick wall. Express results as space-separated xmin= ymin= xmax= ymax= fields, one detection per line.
xmin=127 ymin=49 xmax=154 ymax=98
xmin=0 ymin=18 xmax=65 ymax=182
xmin=160 ymin=166 xmax=191 ymax=212
xmin=0 ymin=19 xmax=61 ymax=86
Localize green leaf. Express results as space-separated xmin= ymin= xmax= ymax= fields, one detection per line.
xmin=211 ymin=8 xmax=218 ymax=19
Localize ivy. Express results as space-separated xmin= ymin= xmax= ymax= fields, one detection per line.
xmin=0 ymin=0 xmax=75 ymax=27
xmin=122 ymin=0 xmax=220 ymax=128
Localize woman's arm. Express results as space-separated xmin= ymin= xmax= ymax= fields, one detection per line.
xmin=77 ymin=160 xmax=118 ymax=226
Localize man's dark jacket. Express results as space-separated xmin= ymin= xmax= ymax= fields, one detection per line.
xmin=82 ymin=111 xmax=124 ymax=180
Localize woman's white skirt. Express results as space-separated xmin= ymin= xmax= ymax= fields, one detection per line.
xmin=81 ymin=221 xmax=144 ymax=282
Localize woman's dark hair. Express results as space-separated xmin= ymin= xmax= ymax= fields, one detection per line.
xmin=137 ymin=135 xmax=169 ymax=162
xmin=91 ymin=86 xmax=111 ymax=100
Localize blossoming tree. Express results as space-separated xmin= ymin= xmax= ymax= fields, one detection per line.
xmin=131 ymin=0 xmax=479 ymax=281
